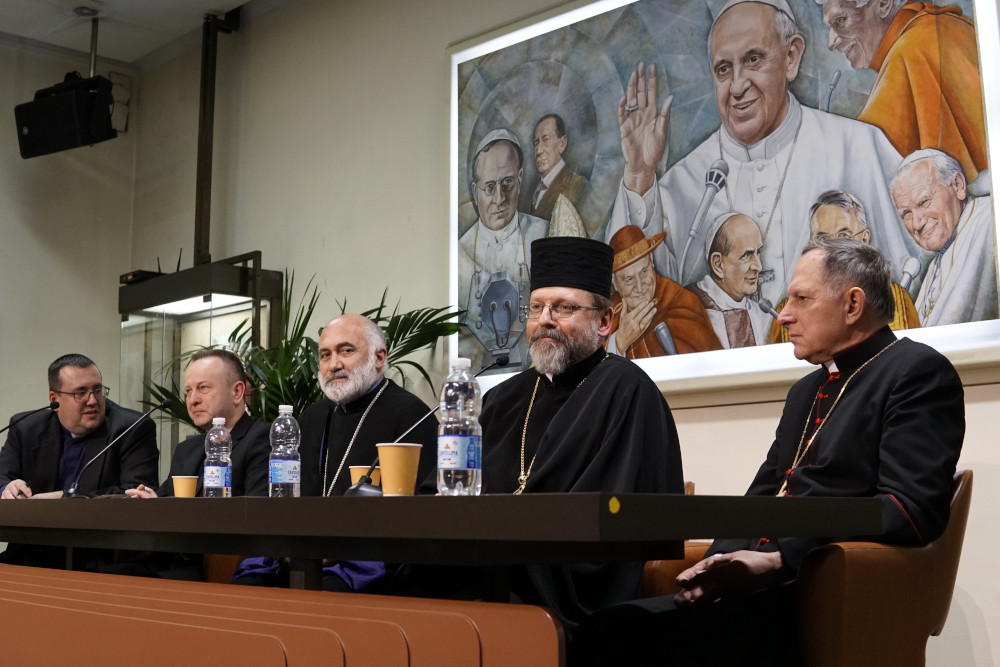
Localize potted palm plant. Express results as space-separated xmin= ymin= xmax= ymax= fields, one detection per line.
xmin=147 ymin=272 xmax=460 ymax=428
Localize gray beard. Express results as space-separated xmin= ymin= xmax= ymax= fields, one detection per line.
xmin=529 ymin=321 xmax=601 ymax=376
xmin=318 ymin=355 xmax=380 ymax=404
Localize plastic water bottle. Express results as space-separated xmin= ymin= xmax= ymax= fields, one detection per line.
xmin=269 ymin=405 xmax=301 ymax=497
xmin=203 ymin=417 xmax=232 ymax=498
xmin=437 ymin=358 xmax=482 ymax=496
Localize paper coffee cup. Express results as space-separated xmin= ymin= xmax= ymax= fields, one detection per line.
xmin=172 ymin=476 xmax=199 ymax=498
xmin=349 ymin=465 xmax=382 ymax=486
xmin=375 ymin=443 xmax=422 ymax=496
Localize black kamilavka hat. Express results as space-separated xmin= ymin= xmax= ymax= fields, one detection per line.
xmin=530 ymin=237 xmax=614 ymax=298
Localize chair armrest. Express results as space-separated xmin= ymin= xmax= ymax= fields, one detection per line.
xmin=641 ymin=541 xmax=711 ymax=597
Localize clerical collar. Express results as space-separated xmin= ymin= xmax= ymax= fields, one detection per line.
xmin=60 ymin=425 xmax=87 ymax=440
xmin=334 ymin=376 xmax=387 ymax=413
xmin=476 ymin=215 xmax=522 ymax=245
xmin=720 ymin=92 xmax=801 ymax=161
xmin=536 ymin=347 xmax=607 ymax=389
xmin=701 ymin=274 xmax=752 ymax=311
xmin=828 ymin=326 xmax=896 ymax=377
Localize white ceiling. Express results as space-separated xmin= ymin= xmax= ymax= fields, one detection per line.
xmin=0 ymin=0 xmax=248 ymax=64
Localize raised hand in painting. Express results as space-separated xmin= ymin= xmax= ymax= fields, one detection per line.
xmin=618 ymin=62 xmax=672 ymax=196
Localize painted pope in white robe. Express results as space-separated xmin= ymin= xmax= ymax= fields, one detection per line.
xmin=890 ymin=148 xmax=999 ymax=326
xmin=604 ymin=0 xmax=921 ymax=307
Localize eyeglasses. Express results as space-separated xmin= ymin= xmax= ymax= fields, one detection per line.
xmin=473 ymin=176 xmax=516 ymax=198
xmin=54 ymin=386 xmax=110 ymax=403
xmin=522 ymin=303 xmax=600 ymax=320
xmin=814 ymin=229 xmax=868 ymax=241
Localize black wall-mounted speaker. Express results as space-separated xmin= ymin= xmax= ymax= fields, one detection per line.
xmin=14 ymin=73 xmax=117 ymax=159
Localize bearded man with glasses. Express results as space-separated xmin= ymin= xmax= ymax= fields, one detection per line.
xmin=478 ymin=236 xmax=684 ymax=636
xmin=458 ymin=128 xmax=588 ymax=373
xmin=0 ymin=353 xmax=158 ymax=567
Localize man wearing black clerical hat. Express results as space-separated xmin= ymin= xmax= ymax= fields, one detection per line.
xmin=478 ymin=236 xmax=685 ymax=635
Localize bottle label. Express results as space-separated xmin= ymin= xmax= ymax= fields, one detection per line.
xmin=204 ymin=465 xmax=232 ymax=488
xmin=437 ymin=435 xmax=481 ymax=470
xmin=269 ymin=459 xmax=301 ymax=484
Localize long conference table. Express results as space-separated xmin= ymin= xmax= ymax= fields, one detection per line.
xmin=0 ymin=493 xmax=881 ymax=590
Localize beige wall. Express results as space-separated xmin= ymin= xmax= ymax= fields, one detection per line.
xmin=0 ymin=39 xmax=137 ymax=411
xmin=1 ymin=0 xmax=998 ymax=662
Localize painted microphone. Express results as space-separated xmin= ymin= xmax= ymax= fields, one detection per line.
xmin=898 ymin=257 xmax=922 ymax=292
xmin=679 ymin=160 xmax=729 ymax=284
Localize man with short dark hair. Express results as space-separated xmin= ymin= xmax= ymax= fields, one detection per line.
xmin=0 ymin=354 xmax=158 ymax=500
xmin=0 ymin=354 xmax=158 ymax=566
xmin=575 ymin=239 xmax=965 ymax=664
xmin=480 ymin=236 xmax=684 ymax=633
xmin=527 ymin=113 xmax=587 ymax=222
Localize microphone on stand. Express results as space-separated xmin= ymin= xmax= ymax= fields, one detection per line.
xmin=898 ymin=256 xmax=922 ymax=292
xmin=758 ymin=298 xmax=781 ymax=320
xmin=678 ymin=160 xmax=728 ymax=285
xmin=0 ymin=401 xmax=59 ymax=436
xmin=65 ymin=399 xmax=172 ymax=498
xmin=824 ymin=69 xmax=842 ymax=112
xmin=344 ymin=355 xmax=510 ymax=497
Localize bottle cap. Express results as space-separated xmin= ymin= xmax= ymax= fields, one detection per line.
xmin=454 ymin=357 xmax=472 ymax=369
xmin=278 ymin=404 xmax=293 ymax=413
xmin=212 ymin=417 xmax=226 ymax=426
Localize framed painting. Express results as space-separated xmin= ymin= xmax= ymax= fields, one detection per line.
xmin=449 ymin=0 xmax=1000 ymax=390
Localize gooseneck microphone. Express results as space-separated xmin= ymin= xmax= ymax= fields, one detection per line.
xmin=344 ymin=355 xmax=510 ymax=497
xmin=678 ymin=160 xmax=729 ymax=285
xmin=0 ymin=401 xmax=59 ymax=436
xmin=65 ymin=399 xmax=172 ymax=498
xmin=825 ymin=70 xmax=842 ymax=112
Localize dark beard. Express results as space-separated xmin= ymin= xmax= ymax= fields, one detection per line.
xmin=529 ymin=321 xmax=601 ymax=375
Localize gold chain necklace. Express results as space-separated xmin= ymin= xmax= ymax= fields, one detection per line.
xmin=777 ymin=339 xmax=898 ymax=497
xmin=514 ymin=353 xmax=609 ymax=494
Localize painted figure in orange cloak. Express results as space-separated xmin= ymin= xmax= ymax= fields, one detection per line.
xmin=819 ymin=0 xmax=987 ymax=181
xmin=606 ymin=226 xmax=721 ymax=358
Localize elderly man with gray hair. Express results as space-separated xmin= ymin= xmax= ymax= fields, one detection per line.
xmin=890 ymin=148 xmax=997 ymax=326
xmin=605 ymin=0 xmax=918 ymax=305
xmin=817 ymin=0 xmax=986 ymax=181
xmin=574 ymin=239 xmax=965 ymax=665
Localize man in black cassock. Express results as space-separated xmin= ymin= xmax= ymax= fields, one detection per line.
xmin=573 ymin=239 xmax=966 ymax=665
xmin=235 ymin=314 xmax=437 ymax=591
xmin=480 ymin=236 xmax=684 ymax=634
